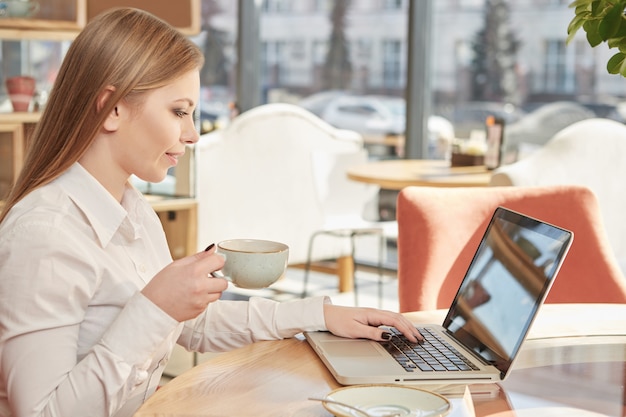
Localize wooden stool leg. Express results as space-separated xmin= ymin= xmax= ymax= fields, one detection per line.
xmin=337 ymin=255 xmax=354 ymax=292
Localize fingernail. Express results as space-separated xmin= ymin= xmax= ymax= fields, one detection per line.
xmin=382 ymin=332 xmax=393 ymax=340
xmin=204 ymin=243 xmax=215 ymax=252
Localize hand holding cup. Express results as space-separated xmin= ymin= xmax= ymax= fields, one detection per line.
xmin=142 ymin=248 xmax=228 ymax=322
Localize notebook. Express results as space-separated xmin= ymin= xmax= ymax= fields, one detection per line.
xmin=305 ymin=206 xmax=573 ymax=385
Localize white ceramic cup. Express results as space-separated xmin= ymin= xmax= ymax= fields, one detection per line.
xmin=216 ymin=239 xmax=289 ymax=289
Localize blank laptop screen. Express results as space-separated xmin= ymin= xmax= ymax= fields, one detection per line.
xmin=442 ymin=207 xmax=573 ymax=377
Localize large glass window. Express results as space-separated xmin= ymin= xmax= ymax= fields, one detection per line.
xmin=195 ymin=0 xmax=626 ymax=163
xmin=8 ymin=1 xmax=619 ymax=163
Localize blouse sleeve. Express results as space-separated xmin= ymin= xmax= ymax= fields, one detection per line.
xmin=177 ymin=296 xmax=330 ymax=352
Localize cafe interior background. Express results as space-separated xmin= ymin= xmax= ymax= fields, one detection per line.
xmin=2 ymin=0 xmax=626 ymax=378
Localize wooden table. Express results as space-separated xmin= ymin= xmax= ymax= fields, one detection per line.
xmin=135 ymin=304 xmax=626 ymax=417
xmin=347 ymin=159 xmax=492 ymax=190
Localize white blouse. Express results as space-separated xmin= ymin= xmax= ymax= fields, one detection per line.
xmin=0 ymin=163 xmax=328 ymax=417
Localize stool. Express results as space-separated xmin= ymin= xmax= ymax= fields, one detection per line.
xmin=300 ymin=227 xmax=386 ymax=307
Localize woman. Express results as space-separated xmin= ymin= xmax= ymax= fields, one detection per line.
xmin=0 ymin=8 xmax=421 ymax=417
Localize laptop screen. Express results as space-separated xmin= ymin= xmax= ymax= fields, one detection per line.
xmin=442 ymin=207 xmax=573 ymax=377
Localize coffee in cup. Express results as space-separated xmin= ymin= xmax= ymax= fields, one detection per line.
xmin=214 ymin=239 xmax=289 ymax=289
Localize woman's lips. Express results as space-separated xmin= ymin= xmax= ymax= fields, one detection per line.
xmin=166 ymin=152 xmax=183 ymax=166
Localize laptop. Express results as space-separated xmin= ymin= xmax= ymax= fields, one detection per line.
xmin=305 ymin=206 xmax=573 ymax=385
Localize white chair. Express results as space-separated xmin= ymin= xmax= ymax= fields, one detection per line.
xmin=490 ymin=118 xmax=626 ymax=270
xmin=194 ymin=102 xmax=394 ymax=304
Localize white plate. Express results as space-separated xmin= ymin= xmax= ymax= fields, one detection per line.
xmin=323 ymin=384 xmax=452 ymax=417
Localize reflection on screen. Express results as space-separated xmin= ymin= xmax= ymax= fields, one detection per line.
xmin=443 ymin=208 xmax=572 ymax=375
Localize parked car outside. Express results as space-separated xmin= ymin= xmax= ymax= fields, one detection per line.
xmin=297 ymin=90 xmax=348 ymax=118
xmin=299 ymin=92 xmax=455 ymax=159
xmin=317 ymin=94 xmax=406 ymax=137
xmin=578 ymin=101 xmax=626 ymax=123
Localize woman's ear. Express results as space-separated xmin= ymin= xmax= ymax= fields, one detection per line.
xmin=97 ymin=86 xmax=120 ymax=132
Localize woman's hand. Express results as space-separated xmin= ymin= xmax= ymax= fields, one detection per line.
xmin=141 ymin=247 xmax=227 ymax=322
xmin=323 ymin=304 xmax=423 ymax=343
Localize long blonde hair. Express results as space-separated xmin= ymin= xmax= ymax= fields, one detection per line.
xmin=0 ymin=7 xmax=204 ymax=223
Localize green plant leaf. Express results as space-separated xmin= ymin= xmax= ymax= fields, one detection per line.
xmin=608 ymin=35 xmax=626 ymax=49
xmin=567 ymin=15 xmax=584 ymax=35
xmin=599 ymin=3 xmax=623 ymax=40
xmin=607 ymin=51 xmax=626 ymax=75
xmin=574 ymin=4 xmax=592 ymax=16
xmin=568 ymin=0 xmax=593 ymax=9
xmin=584 ymin=20 xmax=604 ymax=46
xmin=590 ymin=0 xmax=607 ymax=16
xmin=571 ymin=0 xmax=626 ymax=77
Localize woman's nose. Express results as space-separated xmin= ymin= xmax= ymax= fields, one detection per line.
xmin=182 ymin=119 xmax=200 ymax=144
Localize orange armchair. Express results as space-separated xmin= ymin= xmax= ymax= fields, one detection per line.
xmin=396 ymin=185 xmax=626 ymax=312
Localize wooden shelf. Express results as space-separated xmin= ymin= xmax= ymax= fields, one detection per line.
xmin=0 ymin=18 xmax=83 ymax=31
xmin=0 ymin=0 xmax=200 ymax=39
xmin=0 ymin=112 xmax=41 ymax=123
xmin=0 ymin=26 xmax=81 ymax=41
xmin=0 ymin=122 xmax=24 ymax=198
xmin=0 ymin=0 xmax=85 ymax=40
xmin=0 ymin=117 xmax=36 ymax=192
xmin=86 ymin=0 xmax=200 ymax=36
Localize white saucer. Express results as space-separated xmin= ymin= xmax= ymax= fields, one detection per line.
xmin=323 ymin=384 xmax=451 ymax=417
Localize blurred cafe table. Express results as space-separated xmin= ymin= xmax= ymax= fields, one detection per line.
xmin=134 ymin=303 xmax=626 ymax=417
xmin=346 ymin=159 xmax=492 ymax=190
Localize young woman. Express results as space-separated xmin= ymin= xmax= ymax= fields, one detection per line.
xmin=0 ymin=8 xmax=421 ymax=417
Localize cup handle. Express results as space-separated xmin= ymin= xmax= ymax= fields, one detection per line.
xmin=210 ymin=249 xmax=230 ymax=280
xmin=209 ymin=270 xmax=233 ymax=283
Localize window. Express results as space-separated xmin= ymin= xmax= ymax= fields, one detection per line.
xmin=196 ymin=0 xmax=626 ymax=161
xmin=262 ymin=0 xmax=291 ymax=13
xmin=382 ymin=39 xmax=403 ymax=89
xmin=261 ymin=40 xmax=287 ymax=86
xmin=312 ymin=40 xmax=327 ymax=65
xmin=383 ymin=0 xmax=405 ymax=10
xmin=543 ymin=40 xmax=569 ymax=93
xmin=355 ymin=38 xmax=372 ymax=60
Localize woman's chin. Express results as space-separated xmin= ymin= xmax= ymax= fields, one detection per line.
xmin=148 ymin=170 xmax=170 ymax=183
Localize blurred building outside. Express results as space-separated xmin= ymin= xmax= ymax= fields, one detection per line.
xmin=192 ymin=0 xmax=626 ymax=157
xmin=3 ymin=0 xmax=624 ymax=213
xmin=2 ymin=0 xmax=624 ymax=150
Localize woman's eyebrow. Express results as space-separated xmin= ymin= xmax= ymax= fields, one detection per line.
xmin=174 ymin=98 xmax=195 ymax=107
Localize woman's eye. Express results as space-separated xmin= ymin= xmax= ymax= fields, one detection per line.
xmin=174 ymin=109 xmax=189 ymax=118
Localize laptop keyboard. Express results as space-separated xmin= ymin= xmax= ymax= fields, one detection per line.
xmin=381 ymin=327 xmax=480 ymax=372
